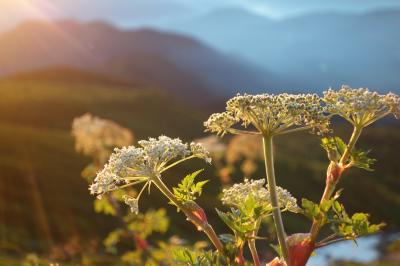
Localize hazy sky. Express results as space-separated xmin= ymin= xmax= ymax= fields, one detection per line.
xmin=1 ymin=0 xmax=400 ymax=32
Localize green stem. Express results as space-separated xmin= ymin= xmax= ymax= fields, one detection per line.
xmin=150 ymin=176 xmax=224 ymax=254
xmin=310 ymin=125 xmax=364 ymax=241
xmin=248 ymin=219 xmax=261 ymax=266
xmin=339 ymin=126 xmax=363 ymax=166
xmin=262 ymin=135 xmax=289 ymax=263
xmin=160 ymin=155 xmax=196 ymax=174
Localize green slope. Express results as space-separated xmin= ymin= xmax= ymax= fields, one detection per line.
xmin=0 ymin=70 xmax=207 ymax=253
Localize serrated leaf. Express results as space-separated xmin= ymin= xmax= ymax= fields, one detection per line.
xmin=321 ymin=137 xmax=346 ymax=162
xmin=301 ymin=198 xmax=321 ymax=220
xmin=350 ymin=148 xmax=377 ymax=171
xmin=173 ymin=170 xmax=208 ymax=202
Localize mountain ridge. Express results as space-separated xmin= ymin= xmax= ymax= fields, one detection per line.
xmin=168 ymin=8 xmax=400 ymax=92
xmin=0 ymin=19 xmax=293 ymax=101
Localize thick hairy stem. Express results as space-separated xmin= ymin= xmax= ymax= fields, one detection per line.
xmin=151 ymin=176 xmax=224 ymax=254
xmin=248 ymin=219 xmax=261 ymax=266
xmin=262 ymin=135 xmax=289 ymax=263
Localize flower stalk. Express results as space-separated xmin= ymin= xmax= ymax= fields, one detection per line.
xmin=310 ymin=125 xmax=363 ymax=241
xmin=263 ymin=134 xmax=289 ymax=263
xmin=248 ymin=218 xmax=261 ymax=266
xmin=150 ymin=175 xmax=224 ymax=254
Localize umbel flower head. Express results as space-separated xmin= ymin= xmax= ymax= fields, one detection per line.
xmin=204 ymin=93 xmax=329 ymax=136
xmin=221 ymin=178 xmax=299 ymax=213
xmin=89 ymin=136 xmax=211 ymax=211
xmin=71 ymin=113 xmax=133 ymax=158
xmin=324 ymin=85 xmax=400 ymax=127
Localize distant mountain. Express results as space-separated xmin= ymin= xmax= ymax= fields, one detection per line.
xmin=0 ymin=20 xmax=292 ymax=101
xmin=169 ymin=9 xmax=400 ymax=92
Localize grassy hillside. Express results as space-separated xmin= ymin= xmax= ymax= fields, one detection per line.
xmin=0 ymin=69 xmax=399 ymax=259
xmin=0 ymin=70 xmax=207 ymax=254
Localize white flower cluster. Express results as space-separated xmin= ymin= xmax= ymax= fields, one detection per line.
xmin=71 ymin=113 xmax=133 ymax=158
xmin=190 ymin=142 xmax=212 ymax=163
xmin=139 ymin=136 xmax=190 ymax=166
xmin=205 ymin=93 xmax=329 ymax=136
xmin=324 ymin=86 xmax=400 ymax=126
xmin=204 ymin=112 xmax=237 ymax=136
xmin=89 ymin=136 xmax=211 ymax=198
xmin=221 ymin=178 xmax=299 ymax=213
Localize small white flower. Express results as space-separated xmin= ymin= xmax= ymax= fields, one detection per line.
xmin=203 ymin=112 xmax=237 ymax=136
xmin=190 ymin=142 xmax=212 ymax=163
xmin=205 ymin=93 xmax=329 ymax=136
xmin=221 ymin=178 xmax=269 ymax=207
xmin=221 ymin=178 xmax=299 ymax=213
xmin=139 ymin=135 xmax=190 ymax=166
xmin=89 ymin=136 xmax=211 ymax=198
xmin=324 ymin=85 xmax=400 ymax=127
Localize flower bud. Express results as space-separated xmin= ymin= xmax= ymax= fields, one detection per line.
xmin=183 ymin=201 xmax=208 ymax=230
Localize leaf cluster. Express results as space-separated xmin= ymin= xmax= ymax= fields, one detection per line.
xmin=173 ymin=170 xmax=209 ymax=202
xmin=321 ymin=136 xmax=376 ymax=170
xmin=173 ymin=248 xmax=225 ymax=266
xmin=301 ymin=195 xmax=384 ymax=241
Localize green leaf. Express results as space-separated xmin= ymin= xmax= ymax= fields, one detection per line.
xmin=350 ymin=148 xmax=377 ymax=171
xmin=270 ymin=243 xmax=283 ymax=258
xmin=320 ymin=199 xmax=333 ymax=212
xmin=301 ymin=198 xmax=321 ymax=220
xmin=332 ymin=200 xmax=343 ymax=214
xmin=173 ymin=170 xmax=209 ymax=202
xmin=321 ymin=137 xmax=346 ymax=162
xmin=242 ymin=194 xmax=257 ymax=217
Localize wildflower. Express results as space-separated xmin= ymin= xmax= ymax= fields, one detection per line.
xmin=205 ymin=93 xmax=329 ymax=136
xmin=71 ymin=113 xmax=133 ymax=158
xmin=90 ymin=136 xmax=212 ymax=207
xmin=190 ymin=142 xmax=212 ymax=163
xmin=221 ymin=178 xmax=299 ymax=213
xmin=324 ymin=85 xmax=400 ymax=127
xmin=203 ymin=112 xmax=237 ymax=136
xmin=138 ymin=136 xmax=190 ymax=166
